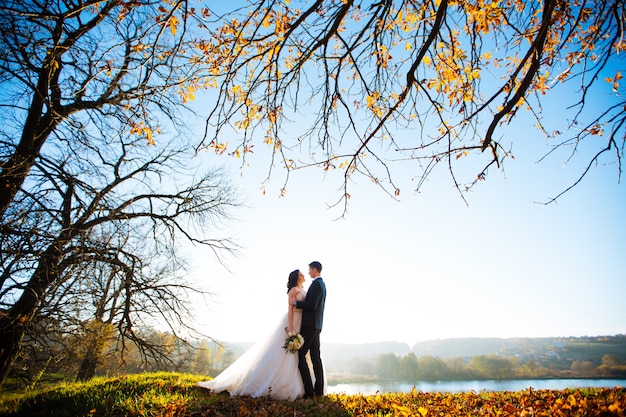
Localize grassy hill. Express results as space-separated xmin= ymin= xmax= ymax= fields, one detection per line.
xmin=0 ymin=372 xmax=624 ymax=416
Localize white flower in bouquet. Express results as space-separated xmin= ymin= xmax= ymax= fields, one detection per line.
xmin=283 ymin=331 xmax=304 ymax=353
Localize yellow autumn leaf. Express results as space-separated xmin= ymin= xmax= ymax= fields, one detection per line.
xmin=50 ymin=58 xmax=59 ymax=72
xmin=262 ymin=13 xmax=271 ymax=29
xmin=464 ymin=66 xmax=481 ymax=81
xmin=569 ymin=394 xmax=577 ymax=406
xmin=391 ymin=401 xmax=413 ymax=414
xmin=169 ymin=16 xmax=179 ymax=35
xmin=145 ymin=129 xmax=154 ymax=146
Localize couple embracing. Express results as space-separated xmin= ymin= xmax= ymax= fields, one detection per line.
xmin=197 ymin=261 xmax=327 ymax=400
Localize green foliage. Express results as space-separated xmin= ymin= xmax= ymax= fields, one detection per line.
xmin=0 ymin=373 xmax=624 ymax=417
xmin=376 ymin=353 xmax=401 ymax=379
xmin=0 ymin=372 xmax=209 ymax=417
xmin=362 ymin=350 xmax=626 ymax=382
xmin=469 ymin=355 xmax=516 ymax=379
xmin=342 ymin=335 xmax=626 ymax=382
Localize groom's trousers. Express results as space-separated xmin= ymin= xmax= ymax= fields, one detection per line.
xmin=298 ymin=325 xmax=324 ymax=397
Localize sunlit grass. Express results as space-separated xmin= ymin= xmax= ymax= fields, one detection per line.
xmin=0 ymin=372 xmax=624 ymax=416
xmin=0 ymin=372 xmax=211 ymax=417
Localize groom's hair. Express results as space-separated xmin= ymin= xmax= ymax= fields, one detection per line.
xmin=309 ymin=261 xmax=322 ymax=272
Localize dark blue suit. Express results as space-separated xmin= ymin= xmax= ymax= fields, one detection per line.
xmin=294 ymin=277 xmax=326 ymax=397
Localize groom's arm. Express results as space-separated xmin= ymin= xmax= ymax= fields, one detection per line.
xmin=294 ymin=281 xmax=322 ymax=310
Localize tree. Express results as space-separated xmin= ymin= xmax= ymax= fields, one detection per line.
xmin=40 ymin=216 xmax=226 ymax=381
xmin=517 ymin=359 xmax=546 ymax=378
xmin=192 ymin=340 xmax=212 ymax=376
xmin=194 ymin=0 xmax=624 ymax=212
xmin=0 ymin=129 xmax=238 ymax=385
xmin=399 ymin=352 xmax=419 ymax=379
xmin=349 ymin=356 xmax=375 ymax=376
xmin=602 ymin=353 xmax=623 ymax=367
xmin=444 ymin=356 xmax=471 ymax=379
xmin=0 ymin=0 xmax=238 ymax=387
xmin=0 ymin=0 xmax=203 ymax=217
xmin=570 ymin=359 xmax=596 ymax=375
xmin=469 ymin=354 xmax=515 ymax=378
xmin=417 ymin=355 xmax=449 ymax=380
xmin=376 ymin=352 xmax=401 ymax=379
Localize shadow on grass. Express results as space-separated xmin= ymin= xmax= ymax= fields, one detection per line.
xmin=192 ymin=389 xmax=351 ymax=417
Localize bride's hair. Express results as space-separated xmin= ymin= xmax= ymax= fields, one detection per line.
xmin=287 ymin=269 xmax=300 ymax=293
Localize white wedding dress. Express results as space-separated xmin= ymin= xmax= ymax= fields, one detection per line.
xmin=197 ymin=288 xmax=325 ymax=400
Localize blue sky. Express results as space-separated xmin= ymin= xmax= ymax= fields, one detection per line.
xmin=184 ymin=5 xmax=625 ymax=346
xmin=187 ymin=111 xmax=625 ymax=346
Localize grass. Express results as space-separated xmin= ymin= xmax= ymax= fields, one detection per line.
xmin=0 ymin=372 xmax=624 ymax=416
xmin=0 ymin=373 xmax=207 ymax=417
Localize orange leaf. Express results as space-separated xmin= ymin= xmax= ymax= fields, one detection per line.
xmin=169 ymin=16 xmax=179 ymax=35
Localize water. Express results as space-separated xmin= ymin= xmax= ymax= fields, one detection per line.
xmin=328 ymin=379 xmax=626 ymax=395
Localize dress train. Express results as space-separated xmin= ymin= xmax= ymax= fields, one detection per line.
xmin=197 ymin=313 xmax=326 ymax=400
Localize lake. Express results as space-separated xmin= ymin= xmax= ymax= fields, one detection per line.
xmin=328 ymin=379 xmax=626 ymax=395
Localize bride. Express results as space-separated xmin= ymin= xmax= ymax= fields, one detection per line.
xmin=197 ymin=269 xmax=325 ymax=400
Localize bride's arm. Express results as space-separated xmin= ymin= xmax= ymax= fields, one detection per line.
xmin=287 ymin=288 xmax=297 ymax=333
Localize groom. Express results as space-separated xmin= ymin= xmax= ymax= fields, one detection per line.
xmin=294 ymin=261 xmax=326 ymax=398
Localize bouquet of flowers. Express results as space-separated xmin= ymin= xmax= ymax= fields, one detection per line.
xmin=283 ymin=330 xmax=304 ymax=353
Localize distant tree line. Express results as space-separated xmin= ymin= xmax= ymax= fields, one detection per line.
xmin=321 ymin=335 xmax=626 ymax=382
xmin=9 ymin=327 xmax=626 ymax=390
xmin=344 ymin=352 xmax=626 ymax=382
xmin=8 ymin=318 xmax=237 ymax=391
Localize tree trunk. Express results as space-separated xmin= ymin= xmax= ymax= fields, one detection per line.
xmin=0 ymin=76 xmax=55 ymax=219
xmin=76 ymin=341 xmax=100 ymax=382
xmin=0 ymin=244 xmax=66 ymax=388
xmin=1 ymin=2 xmax=116 ymax=218
xmin=76 ymin=322 xmax=109 ymax=381
xmin=0 ymin=316 xmax=29 ymax=389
